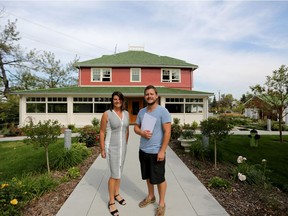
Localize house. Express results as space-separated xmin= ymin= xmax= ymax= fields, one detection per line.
xmin=13 ymin=47 xmax=213 ymax=127
xmin=244 ymin=95 xmax=276 ymax=120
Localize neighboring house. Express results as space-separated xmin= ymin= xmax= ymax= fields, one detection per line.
xmin=13 ymin=47 xmax=213 ymax=127
xmin=244 ymin=95 xmax=276 ymax=120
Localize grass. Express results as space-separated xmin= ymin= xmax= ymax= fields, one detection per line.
xmin=217 ymin=135 xmax=288 ymax=192
xmin=1 ymin=135 xmax=288 ymax=193
xmin=0 ymin=138 xmax=78 ymax=181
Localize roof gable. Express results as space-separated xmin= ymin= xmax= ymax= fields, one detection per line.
xmin=74 ymin=51 xmax=198 ymax=69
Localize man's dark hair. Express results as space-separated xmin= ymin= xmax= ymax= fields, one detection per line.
xmin=144 ymin=85 xmax=158 ymax=95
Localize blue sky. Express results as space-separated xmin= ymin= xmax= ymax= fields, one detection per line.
xmin=1 ymin=0 xmax=288 ymax=99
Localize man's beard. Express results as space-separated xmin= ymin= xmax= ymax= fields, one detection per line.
xmin=147 ymin=99 xmax=157 ymax=106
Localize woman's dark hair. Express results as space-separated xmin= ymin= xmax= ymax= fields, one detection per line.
xmin=110 ymin=91 xmax=125 ymax=111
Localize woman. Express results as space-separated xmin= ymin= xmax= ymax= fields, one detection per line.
xmin=100 ymin=91 xmax=129 ymax=216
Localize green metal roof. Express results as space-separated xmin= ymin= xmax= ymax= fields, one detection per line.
xmin=74 ymin=51 xmax=198 ymax=69
xmin=12 ymin=86 xmax=213 ymax=97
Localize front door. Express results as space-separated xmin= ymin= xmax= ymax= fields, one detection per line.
xmin=127 ymin=98 xmax=144 ymax=124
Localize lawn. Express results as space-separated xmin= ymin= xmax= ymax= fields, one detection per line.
xmin=0 ymin=138 xmax=78 ymax=181
xmin=218 ymin=135 xmax=288 ymax=192
xmin=1 ymin=135 xmax=288 ymax=193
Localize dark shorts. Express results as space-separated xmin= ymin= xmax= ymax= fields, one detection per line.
xmin=139 ymin=149 xmax=165 ymax=185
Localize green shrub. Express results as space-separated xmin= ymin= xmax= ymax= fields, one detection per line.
xmin=19 ymin=173 xmax=59 ymax=199
xmin=171 ymin=118 xmax=181 ymax=140
xmin=231 ymin=156 xmax=270 ymax=186
xmin=91 ymin=117 xmax=100 ymax=127
xmin=67 ymin=167 xmax=81 ymax=179
xmin=0 ymin=123 xmax=23 ymax=137
xmin=0 ymin=173 xmax=59 ymax=216
xmin=67 ymin=124 xmax=77 ymax=132
xmin=52 ymin=143 xmax=91 ymax=170
xmin=208 ymin=176 xmax=231 ymax=189
xmin=189 ymin=139 xmax=209 ymax=160
xmin=0 ymin=180 xmax=28 ymax=216
xmin=78 ymin=125 xmax=100 ymax=147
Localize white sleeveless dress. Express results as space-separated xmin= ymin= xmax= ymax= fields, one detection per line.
xmin=105 ymin=110 xmax=129 ymax=179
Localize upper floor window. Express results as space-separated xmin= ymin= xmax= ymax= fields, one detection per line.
xmin=92 ymin=68 xmax=112 ymax=82
xmin=161 ymin=69 xmax=180 ymax=82
xmin=130 ymin=68 xmax=141 ymax=82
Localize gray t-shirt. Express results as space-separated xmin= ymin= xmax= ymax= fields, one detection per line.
xmin=136 ymin=105 xmax=171 ymax=154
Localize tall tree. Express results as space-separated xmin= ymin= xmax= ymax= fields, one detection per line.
xmin=250 ymin=65 xmax=288 ymax=142
xmin=0 ymin=18 xmax=22 ymax=97
xmin=31 ymin=51 xmax=79 ymax=88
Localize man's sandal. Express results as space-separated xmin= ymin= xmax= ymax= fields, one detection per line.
xmin=114 ymin=194 xmax=126 ymax=205
xmin=138 ymin=196 xmax=156 ymax=208
xmin=155 ymin=204 xmax=166 ymax=216
xmin=108 ymin=202 xmax=119 ymax=216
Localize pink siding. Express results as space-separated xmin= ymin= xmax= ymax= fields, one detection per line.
xmin=79 ymin=67 xmax=193 ymax=90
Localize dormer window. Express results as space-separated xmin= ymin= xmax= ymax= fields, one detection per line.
xmin=161 ymin=69 xmax=180 ymax=82
xmin=92 ymin=68 xmax=112 ymax=82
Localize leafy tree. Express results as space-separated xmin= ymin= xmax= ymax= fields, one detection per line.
xmin=200 ymin=117 xmax=233 ymax=169
xmin=31 ymin=51 xmax=79 ymax=88
xmin=1 ymin=15 xmax=79 ymax=95
xmin=250 ymin=65 xmax=288 ymax=142
xmin=0 ymin=94 xmax=19 ymax=130
xmin=209 ymin=95 xmax=218 ymax=113
xmin=0 ymin=18 xmax=22 ymax=97
xmin=22 ymin=119 xmax=63 ymax=173
xmin=240 ymin=92 xmax=253 ymax=104
xmin=219 ymin=94 xmax=234 ymax=112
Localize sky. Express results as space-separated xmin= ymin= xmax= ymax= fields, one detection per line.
xmin=1 ymin=0 xmax=288 ymax=100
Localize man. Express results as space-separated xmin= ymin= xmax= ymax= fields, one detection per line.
xmin=134 ymin=85 xmax=171 ymax=216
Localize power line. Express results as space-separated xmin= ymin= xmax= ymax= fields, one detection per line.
xmin=3 ymin=9 xmax=115 ymax=55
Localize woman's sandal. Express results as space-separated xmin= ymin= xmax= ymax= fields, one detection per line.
xmin=114 ymin=194 xmax=126 ymax=205
xmin=108 ymin=202 xmax=119 ymax=216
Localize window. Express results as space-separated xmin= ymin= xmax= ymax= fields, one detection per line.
xmin=92 ymin=68 xmax=112 ymax=82
xmin=73 ymin=97 xmax=93 ymax=102
xmin=26 ymin=97 xmax=46 ymax=113
xmin=166 ymin=104 xmax=184 ymax=113
xmin=48 ymin=104 xmax=67 ymax=113
xmin=130 ymin=68 xmax=141 ymax=82
xmin=161 ymin=69 xmax=180 ymax=82
xmin=48 ymin=97 xmax=67 ymax=113
xmin=73 ymin=104 xmax=93 ymax=113
xmin=165 ymin=97 xmax=204 ymax=113
xmin=73 ymin=97 xmax=93 ymax=113
xmin=94 ymin=97 xmax=110 ymax=113
xmin=94 ymin=104 xmax=110 ymax=113
xmin=185 ymin=104 xmax=203 ymax=113
xmin=27 ymin=104 xmax=46 ymax=113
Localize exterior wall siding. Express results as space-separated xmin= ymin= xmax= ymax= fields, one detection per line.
xmin=79 ymin=67 xmax=192 ymax=90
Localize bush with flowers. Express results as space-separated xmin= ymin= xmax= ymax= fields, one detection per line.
xmin=0 ymin=180 xmax=28 ymax=215
xmin=1 ymin=173 xmax=60 ymax=215
xmin=232 ymin=155 xmax=270 ymax=186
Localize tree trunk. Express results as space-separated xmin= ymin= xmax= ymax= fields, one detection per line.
xmin=278 ymin=109 xmax=283 ymax=143
xmin=214 ymin=140 xmax=217 ymax=169
xmin=0 ymin=54 xmax=10 ymax=97
xmin=45 ymin=147 xmax=50 ymax=174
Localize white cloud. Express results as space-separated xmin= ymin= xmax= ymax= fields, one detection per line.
xmin=1 ymin=1 xmax=287 ymax=100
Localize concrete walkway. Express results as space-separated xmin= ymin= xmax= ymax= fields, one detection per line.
xmin=56 ymin=126 xmax=229 ymax=216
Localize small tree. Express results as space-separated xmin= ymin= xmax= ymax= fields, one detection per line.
xmin=250 ymin=65 xmax=288 ymax=142
xmin=200 ymin=117 xmax=233 ymax=169
xmin=22 ymin=119 xmax=62 ymax=173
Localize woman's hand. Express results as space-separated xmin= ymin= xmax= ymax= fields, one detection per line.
xmin=101 ymin=149 xmax=106 ymax=158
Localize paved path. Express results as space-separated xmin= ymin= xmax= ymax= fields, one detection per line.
xmin=1 ymin=128 xmax=286 ymax=215
xmin=56 ymin=126 xmax=229 ymax=216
